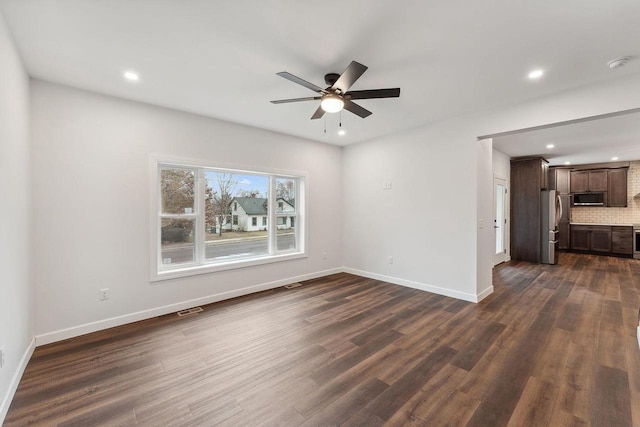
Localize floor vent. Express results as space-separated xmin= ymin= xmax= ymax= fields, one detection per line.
xmin=177 ymin=307 xmax=203 ymax=317
xmin=284 ymin=282 xmax=302 ymax=289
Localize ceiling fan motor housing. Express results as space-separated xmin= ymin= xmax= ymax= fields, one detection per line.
xmin=324 ymin=73 xmax=340 ymax=87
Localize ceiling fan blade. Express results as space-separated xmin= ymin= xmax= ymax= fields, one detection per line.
xmin=270 ymin=96 xmax=321 ymax=104
xmin=345 ymin=88 xmax=400 ymax=100
xmin=310 ymin=105 xmax=325 ymax=120
xmin=332 ymin=61 xmax=368 ymax=94
xmin=343 ymin=99 xmax=372 ymax=118
xmin=276 ymin=72 xmax=327 ymax=94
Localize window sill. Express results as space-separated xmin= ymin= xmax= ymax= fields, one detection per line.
xmin=151 ymin=251 xmax=307 ymax=282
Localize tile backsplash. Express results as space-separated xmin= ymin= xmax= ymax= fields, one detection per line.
xmin=571 ymin=160 xmax=640 ymax=224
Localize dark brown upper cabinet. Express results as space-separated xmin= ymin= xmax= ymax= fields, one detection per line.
xmin=607 ymin=168 xmax=628 ymax=207
xmin=570 ymin=169 xmax=607 ymax=193
xmin=548 ymin=168 xmax=570 ymax=194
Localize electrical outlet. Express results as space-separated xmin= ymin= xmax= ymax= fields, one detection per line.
xmin=322 ymin=251 xmax=327 ymax=260
xmin=100 ymin=288 xmax=110 ymax=301
xmin=0 ymin=346 xmax=5 ymax=368
xmin=388 ymin=256 xmax=394 ymax=264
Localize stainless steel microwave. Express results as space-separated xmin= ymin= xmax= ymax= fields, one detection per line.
xmin=573 ymin=192 xmax=604 ymax=206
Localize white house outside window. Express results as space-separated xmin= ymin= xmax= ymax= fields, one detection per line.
xmin=153 ymin=160 xmax=305 ymax=280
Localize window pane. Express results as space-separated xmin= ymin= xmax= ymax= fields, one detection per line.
xmin=161 ymin=218 xmax=195 ymax=265
xmin=275 ymin=178 xmax=296 ymax=213
xmin=205 ymin=170 xmax=269 ymax=261
xmin=161 ymin=168 xmax=195 ymax=214
xmin=277 ymin=225 xmax=296 ymax=251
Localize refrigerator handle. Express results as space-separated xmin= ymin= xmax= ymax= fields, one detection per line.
xmin=557 ymin=194 xmax=562 ymax=227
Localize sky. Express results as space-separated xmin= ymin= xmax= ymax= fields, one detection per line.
xmin=205 ymin=171 xmax=269 ymax=197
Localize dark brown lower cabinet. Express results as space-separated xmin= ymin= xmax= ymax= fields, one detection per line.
xmin=591 ymin=227 xmax=612 ymax=253
xmin=570 ymin=224 xmax=632 ymax=256
xmin=558 ymin=221 xmax=570 ymax=250
xmin=611 ymin=226 xmax=633 ymax=254
xmin=571 ymin=227 xmax=590 ymax=251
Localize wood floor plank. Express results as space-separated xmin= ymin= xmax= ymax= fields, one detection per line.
xmin=590 ymin=364 xmax=633 ymax=427
xmin=4 ymin=253 xmax=639 ymax=427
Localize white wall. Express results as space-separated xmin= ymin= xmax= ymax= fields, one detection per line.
xmin=343 ymin=73 xmax=640 ymax=302
xmin=30 ymin=80 xmax=343 ymax=343
xmin=0 ymin=13 xmax=33 ymax=422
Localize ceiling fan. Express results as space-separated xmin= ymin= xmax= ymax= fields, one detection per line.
xmin=270 ymin=60 xmax=400 ymax=120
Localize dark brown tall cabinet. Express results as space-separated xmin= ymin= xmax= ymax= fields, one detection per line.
xmin=607 ymin=168 xmax=628 ymax=207
xmin=510 ymin=157 xmax=548 ymax=263
xmin=549 ymin=167 xmax=571 ymax=250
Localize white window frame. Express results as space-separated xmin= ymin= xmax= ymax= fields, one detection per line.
xmin=150 ymin=155 xmax=307 ymax=282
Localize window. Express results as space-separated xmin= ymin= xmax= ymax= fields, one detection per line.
xmin=154 ymin=161 xmax=305 ymax=280
xmin=276 ymin=178 xmax=297 ymax=251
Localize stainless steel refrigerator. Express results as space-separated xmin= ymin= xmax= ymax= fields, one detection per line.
xmin=541 ymin=190 xmax=562 ymax=264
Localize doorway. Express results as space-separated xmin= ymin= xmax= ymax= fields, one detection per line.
xmin=493 ymin=176 xmax=507 ymax=266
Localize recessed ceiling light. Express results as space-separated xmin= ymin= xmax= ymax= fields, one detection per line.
xmin=611 ymin=156 xmax=619 ymax=161
xmin=123 ymin=71 xmax=140 ymax=82
xmin=338 ymin=129 xmax=346 ymax=136
xmin=564 ymin=161 xmax=571 ymax=165
xmin=607 ymin=57 xmax=630 ymax=69
xmin=546 ymin=144 xmax=554 ymax=149
xmin=528 ymin=69 xmax=544 ymax=80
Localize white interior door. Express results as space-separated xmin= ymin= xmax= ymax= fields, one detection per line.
xmin=493 ymin=177 xmax=507 ymax=266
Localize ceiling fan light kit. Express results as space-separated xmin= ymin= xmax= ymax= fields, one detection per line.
xmin=320 ymin=94 xmax=344 ymax=113
xmin=271 ymin=60 xmax=400 ymax=120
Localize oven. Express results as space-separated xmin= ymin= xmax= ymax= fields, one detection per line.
xmin=634 ymin=224 xmax=640 ymax=260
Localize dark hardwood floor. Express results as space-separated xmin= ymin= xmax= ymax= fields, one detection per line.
xmin=5 ymin=252 xmax=640 ymax=426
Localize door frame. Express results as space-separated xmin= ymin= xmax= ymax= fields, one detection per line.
xmin=493 ymin=175 xmax=508 ymax=266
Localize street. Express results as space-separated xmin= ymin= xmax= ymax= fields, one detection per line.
xmin=162 ymin=234 xmax=295 ymax=264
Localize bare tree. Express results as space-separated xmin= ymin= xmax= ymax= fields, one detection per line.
xmin=161 ymin=169 xmax=195 ymax=214
xmin=161 ymin=169 xmax=195 ymax=242
xmin=237 ymin=189 xmax=262 ymax=198
xmin=206 ymin=173 xmax=238 ymax=236
xmin=276 ymin=180 xmax=295 ymax=202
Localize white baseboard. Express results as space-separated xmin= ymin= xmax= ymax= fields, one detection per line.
xmin=35 ymin=267 xmax=342 ymax=346
xmin=476 ymin=285 xmax=495 ymax=302
xmin=0 ymin=337 xmax=35 ymax=425
xmin=35 ymin=266 xmax=492 ymax=346
xmin=342 ymin=268 xmax=489 ymax=303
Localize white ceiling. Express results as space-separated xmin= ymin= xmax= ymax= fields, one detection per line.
xmin=2 ymin=0 xmax=640 ymax=147
xmin=492 ymin=110 xmax=640 ymax=166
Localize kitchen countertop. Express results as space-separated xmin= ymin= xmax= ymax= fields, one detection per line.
xmin=570 ymin=222 xmax=634 ymax=227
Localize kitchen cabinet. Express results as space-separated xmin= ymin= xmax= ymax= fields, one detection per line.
xmin=571 ymin=225 xmax=610 ymax=253
xmin=591 ymin=227 xmax=612 ymax=253
xmin=588 ymin=170 xmax=608 ymax=192
xmin=571 ymin=227 xmax=590 ymax=251
xmin=549 ymin=168 xmax=570 ymax=195
xmin=570 ymin=167 xmax=628 ymax=207
xmin=570 ymin=169 xmax=607 ymax=193
xmin=570 ymin=171 xmax=588 ymax=193
xmin=510 ymin=157 xmax=549 ymax=263
xmin=570 ymin=224 xmax=632 ymax=256
xmin=541 ymin=161 xmax=549 ymax=190
xmin=607 ymin=169 xmax=627 ymax=207
xmin=611 ymin=226 xmax=633 ymax=255
xmin=558 ymin=221 xmax=570 ymax=250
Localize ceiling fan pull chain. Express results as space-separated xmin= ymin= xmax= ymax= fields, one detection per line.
xmin=339 ymin=111 xmax=342 ymax=127
xmin=324 ymin=116 xmax=326 ymax=133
